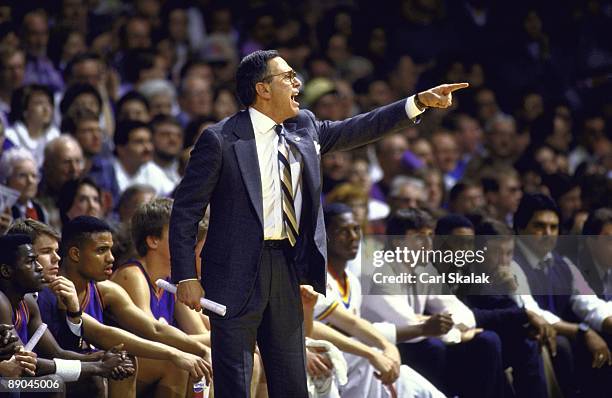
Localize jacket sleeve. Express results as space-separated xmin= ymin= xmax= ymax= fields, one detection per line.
xmin=169 ymin=129 xmax=222 ymax=283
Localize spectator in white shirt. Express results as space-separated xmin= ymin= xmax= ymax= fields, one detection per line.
xmin=112 ymin=120 xmax=174 ymax=196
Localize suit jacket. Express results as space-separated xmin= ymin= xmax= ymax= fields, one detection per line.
xmin=169 ymin=99 xmax=411 ymax=318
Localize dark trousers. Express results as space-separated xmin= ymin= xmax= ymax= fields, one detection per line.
xmin=553 ymin=334 xmax=612 ymax=398
xmin=398 ymin=331 xmax=505 ymax=398
xmin=497 ymin=331 xmax=547 ymax=398
xmin=209 ymin=244 xmax=308 ymax=398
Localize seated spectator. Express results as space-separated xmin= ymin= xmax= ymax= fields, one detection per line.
xmin=448 ymin=179 xmax=485 ymax=215
xmin=62 ymin=107 xmax=119 ymax=210
xmin=0 ymin=147 xmax=47 ymax=223
xmin=578 ymin=208 xmax=612 ymax=300
xmin=387 ymin=176 xmax=427 ymax=213
xmin=116 ymin=91 xmax=150 ymax=123
xmin=6 ymin=84 xmax=59 ymax=167
xmin=21 ymin=10 xmax=63 ymax=91
xmin=113 ymin=120 xmax=174 ymax=196
xmin=58 ymin=177 xmax=102 ymax=226
xmin=38 ymin=135 xmax=85 ymax=229
xmin=513 ymin=193 xmax=612 ymax=398
xmin=139 ymin=78 xmax=177 ymax=118
xmin=59 ymin=83 xmax=103 ymax=122
xmin=481 ymin=166 xmax=523 ymax=227
xmin=431 ymin=129 xmax=461 ymax=190
xmin=176 ymin=75 xmax=213 ymax=127
xmin=150 ymin=115 xmax=183 ymax=186
xmin=0 ymin=47 xmax=25 ymax=127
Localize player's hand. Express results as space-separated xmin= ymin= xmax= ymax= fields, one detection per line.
xmin=583 ymin=329 xmax=612 ymax=368
xmin=417 ymin=82 xmax=469 ymax=109
xmin=526 ymin=310 xmax=557 ymax=356
xmin=306 ymin=348 xmax=332 ymax=378
xmin=0 ymin=324 xmax=20 ymax=359
xmin=170 ymin=349 xmax=213 ymax=384
xmin=177 ymin=280 xmax=205 ymax=312
xmin=421 ymin=313 xmax=454 ymax=336
xmin=49 ymin=276 xmax=80 ymax=313
xmin=370 ymin=351 xmax=399 ymax=385
xmin=460 ymin=328 xmax=483 ymax=343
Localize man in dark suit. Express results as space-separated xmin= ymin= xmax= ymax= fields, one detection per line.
xmin=169 ymin=49 xmax=468 ymax=397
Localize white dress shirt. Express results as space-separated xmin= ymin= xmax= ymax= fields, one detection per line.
xmin=361 ymin=263 xmax=476 ymax=344
xmin=250 ymin=96 xmax=424 ymax=241
xmin=250 ymin=107 xmax=304 ymax=240
xmin=515 ymin=241 xmax=612 ymax=331
xmin=113 ymin=158 xmax=175 ymax=196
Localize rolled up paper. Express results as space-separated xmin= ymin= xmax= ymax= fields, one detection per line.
xmin=24 ymin=323 xmax=47 ymax=351
xmin=156 ymin=279 xmax=227 ymax=316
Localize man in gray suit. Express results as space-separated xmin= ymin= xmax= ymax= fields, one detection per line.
xmin=169 ymin=49 xmax=467 ymax=397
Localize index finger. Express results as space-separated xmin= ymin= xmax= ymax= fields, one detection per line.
xmin=445 ymin=82 xmax=469 ymax=92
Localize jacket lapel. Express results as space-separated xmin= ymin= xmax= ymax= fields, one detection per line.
xmin=233 ymin=111 xmax=264 ymax=227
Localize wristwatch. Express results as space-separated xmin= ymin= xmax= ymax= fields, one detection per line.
xmin=577 ymin=322 xmax=590 ymax=339
xmin=415 ymin=93 xmax=428 ymax=112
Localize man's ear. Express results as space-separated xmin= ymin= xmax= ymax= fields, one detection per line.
xmin=0 ymin=263 xmax=12 ymax=279
xmin=145 ymin=235 xmax=159 ymax=251
xmin=68 ymin=246 xmax=80 ymax=263
xmin=255 ymin=82 xmax=271 ymax=100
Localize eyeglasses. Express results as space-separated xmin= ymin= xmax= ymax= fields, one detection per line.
xmin=262 ymin=69 xmax=298 ymax=83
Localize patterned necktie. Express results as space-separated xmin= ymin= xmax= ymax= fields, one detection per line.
xmin=275 ymin=124 xmax=298 ymax=246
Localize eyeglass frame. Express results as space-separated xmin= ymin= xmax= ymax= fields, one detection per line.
xmin=261 ymin=69 xmax=298 ymax=83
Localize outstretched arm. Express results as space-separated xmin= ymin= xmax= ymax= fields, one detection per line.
xmin=100 ymin=281 xmax=209 ymax=359
xmin=317 ymin=83 xmax=469 ymax=154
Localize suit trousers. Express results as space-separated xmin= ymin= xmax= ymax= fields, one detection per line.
xmin=210 ymin=244 xmax=308 ymax=398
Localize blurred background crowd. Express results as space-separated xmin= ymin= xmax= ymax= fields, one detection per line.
xmin=0 ymin=0 xmax=610 ymax=248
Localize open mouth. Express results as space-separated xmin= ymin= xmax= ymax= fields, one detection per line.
xmin=104 ymin=267 xmax=113 ymax=276
xmin=291 ymin=93 xmax=299 ymax=107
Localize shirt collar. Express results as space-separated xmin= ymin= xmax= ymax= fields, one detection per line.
xmin=516 ymin=239 xmax=553 ymax=269
xmin=249 ymin=107 xmax=278 ymax=135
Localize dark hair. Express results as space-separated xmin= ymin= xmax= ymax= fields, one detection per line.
xmin=123 ymin=48 xmax=159 ymax=84
xmin=179 ymin=58 xmax=211 ymax=81
xmin=58 ymin=177 xmax=101 ymax=226
xmin=116 ymin=91 xmax=150 ymax=118
xmin=9 ymin=84 xmax=54 ymax=124
xmin=474 ymin=218 xmax=512 ymax=250
xmin=114 ymin=119 xmax=151 ymax=147
xmin=0 ymin=234 xmax=32 ymax=268
xmin=542 ymin=173 xmax=578 ymax=202
xmin=61 ymin=216 xmax=112 ymax=258
xmin=235 ymin=50 xmax=279 ymax=106
xmin=449 ymin=180 xmax=481 ymax=204
xmin=323 ymin=202 xmax=353 ymax=229
xmin=131 ymin=198 xmax=173 ymax=256
xmin=582 ymin=208 xmax=612 ymax=235
xmin=150 ymin=114 xmax=182 ymax=135
xmin=117 ymin=184 xmax=156 ymax=218
xmin=513 ymin=193 xmax=560 ymax=233
xmin=61 ymin=107 xmax=99 ymax=135
xmin=386 ymin=208 xmax=434 ymax=235
xmin=8 ymin=219 xmax=61 ymax=242
xmin=60 ymin=83 xmax=102 ymax=116
xmin=435 ymin=214 xmax=474 ymax=235
xmin=184 ymin=116 xmax=217 ymax=148
xmin=64 ymin=52 xmax=102 ymax=81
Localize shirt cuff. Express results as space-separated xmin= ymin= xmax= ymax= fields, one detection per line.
xmin=66 ymin=317 xmax=82 ymax=337
xmin=405 ymin=95 xmax=426 ymax=120
xmin=178 ymin=278 xmax=199 ymax=284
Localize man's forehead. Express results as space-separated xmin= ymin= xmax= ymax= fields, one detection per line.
xmin=86 ymin=231 xmax=114 ymax=245
xmin=17 ymin=244 xmax=35 ymax=256
xmin=268 ymin=57 xmax=290 ymax=72
xmin=532 ymin=210 xmax=559 ymax=224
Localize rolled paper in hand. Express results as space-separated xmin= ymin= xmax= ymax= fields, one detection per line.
xmin=155 ymin=279 xmax=227 ymax=316
xmin=24 ymin=323 xmax=47 ymax=351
